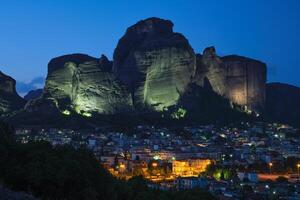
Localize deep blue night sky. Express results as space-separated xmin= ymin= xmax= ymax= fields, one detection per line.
xmin=0 ymin=0 xmax=300 ymax=94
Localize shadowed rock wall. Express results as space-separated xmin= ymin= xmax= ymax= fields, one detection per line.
xmin=0 ymin=71 xmax=26 ymax=114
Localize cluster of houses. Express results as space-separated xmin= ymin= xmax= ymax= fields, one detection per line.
xmin=15 ymin=122 xmax=300 ymax=199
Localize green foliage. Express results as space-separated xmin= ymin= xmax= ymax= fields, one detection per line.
xmin=171 ymin=108 xmax=187 ymax=120
xmin=0 ymin=142 xmax=113 ymax=199
xmin=205 ymin=163 xmax=235 ymax=181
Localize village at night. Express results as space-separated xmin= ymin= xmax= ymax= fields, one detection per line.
xmin=1 ymin=1 xmax=300 ymax=200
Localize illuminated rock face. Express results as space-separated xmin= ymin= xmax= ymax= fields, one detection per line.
xmin=113 ymin=17 xmax=196 ymax=111
xmin=43 ymin=54 xmax=132 ymax=115
xmin=194 ymin=47 xmax=266 ymax=112
xmin=223 ymin=55 xmax=266 ymax=112
xmin=0 ymin=71 xmax=26 ymax=114
xmin=194 ymin=47 xmax=227 ymax=95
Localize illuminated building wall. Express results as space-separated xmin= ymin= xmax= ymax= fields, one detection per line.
xmin=172 ymin=159 xmax=211 ymax=177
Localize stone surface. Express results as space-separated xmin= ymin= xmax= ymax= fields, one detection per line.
xmin=24 ymin=89 xmax=43 ymax=100
xmin=194 ymin=47 xmax=266 ymax=113
xmin=3 ymin=18 xmax=269 ymax=125
xmin=0 ymin=71 xmax=26 ymax=114
xmin=194 ymin=47 xmax=227 ymax=95
xmin=266 ymin=83 xmax=300 ymax=127
xmin=42 ymin=54 xmax=132 ymax=115
xmin=223 ymin=55 xmax=266 ymax=112
xmin=113 ymin=17 xmax=196 ymax=111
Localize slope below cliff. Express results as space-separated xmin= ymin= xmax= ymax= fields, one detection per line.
xmin=266 ymin=83 xmax=300 ymax=127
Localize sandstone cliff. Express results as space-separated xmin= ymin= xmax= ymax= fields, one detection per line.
xmin=223 ymin=55 xmax=266 ymax=112
xmin=194 ymin=47 xmax=227 ymax=95
xmin=39 ymin=54 xmax=132 ymax=116
xmin=3 ymin=17 xmax=270 ymax=126
xmin=194 ymin=46 xmax=266 ymax=113
xmin=113 ymin=17 xmax=196 ymax=111
xmin=0 ymin=71 xmax=26 ymax=114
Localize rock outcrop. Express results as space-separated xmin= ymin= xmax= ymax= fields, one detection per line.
xmin=24 ymin=89 xmax=43 ymax=100
xmin=39 ymin=54 xmax=132 ymax=115
xmin=194 ymin=47 xmax=227 ymax=95
xmin=194 ymin=47 xmax=266 ymax=113
xmin=113 ymin=17 xmax=196 ymax=111
xmin=3 ymin=18 xmax=270 ymax=126
xmin=266 ymin=83 xmax=300 ymax=127
xmin=0 ymin=71 xmax=26 ymax=114
xmin=223 ymin=55 xmax=266 ymax=112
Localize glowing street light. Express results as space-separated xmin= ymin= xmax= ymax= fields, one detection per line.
xmin=297 ymin=163 xmax=300 ymax=175
xmin=269 ymin=162 xmax=273 ymax=174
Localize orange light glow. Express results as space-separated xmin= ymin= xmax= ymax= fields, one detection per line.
xmin=119 ymin=164 xmax=126 ymax=169
xmin=152 ymin=162 xmax=158 ymax=167
xmin=269 ymin=163 xmax=273 ymax=167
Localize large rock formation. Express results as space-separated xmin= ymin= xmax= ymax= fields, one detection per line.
xmin=223 ymin=55 xmax=266 ymax=112
xmin=113 ymin=17 xmax=196 ymax=111
xmin=266 ymin=83 xmax=300 ymax=127
xmin=194 ymin=47 xmax=227 ymax=95
xmin=0 ymin=71 xmax=26 ymax=114
xmin=194 ymin=47 xmax=266 ymax=113
xmin=40 ymin=54 xmax=132 ymax=115
xmin=4 ymin=17 xmax=270 ymax=127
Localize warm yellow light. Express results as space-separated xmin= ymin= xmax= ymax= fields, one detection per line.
xmin=297 ymin=164 xmax=300 ymax=168
xmin=152 ymin=162 xmax=158 ymax=167
xmin=119 ymin=164 xmax=126 ymax=169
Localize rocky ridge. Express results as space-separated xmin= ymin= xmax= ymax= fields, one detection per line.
xmin=1 ymin=17 xmax=274 ymax=126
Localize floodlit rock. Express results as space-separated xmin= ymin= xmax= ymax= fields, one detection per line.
xmin=194 ymin=47 xmax=227 ymax=95
xmin=42 ymin=54 xmax=132 ymax=115
xmin=194 ymin=47 xmax=266 ymax=113
xmin=223 ymin=55 xmax=266 ymax=112
xmin=113 ymin=17 xmax=196 ymax=111
xmin=0 ymin=71 xmax=26 ymax=114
